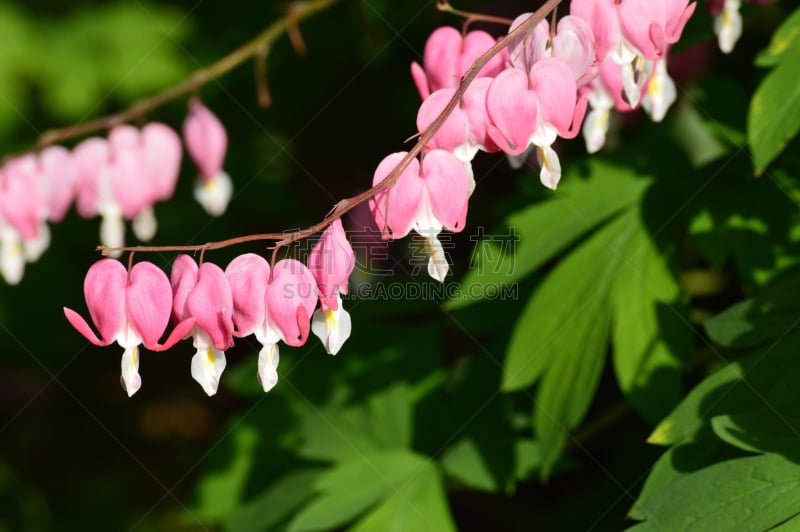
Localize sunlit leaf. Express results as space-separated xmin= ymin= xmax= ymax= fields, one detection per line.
xmin=449 ymin=160 xmax=649 ymax=310
xmin=611 ymin=220 xmax=690 ymax=424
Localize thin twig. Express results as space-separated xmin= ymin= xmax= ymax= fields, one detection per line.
xmin=436 ymin=0 xmax=515 ymax=26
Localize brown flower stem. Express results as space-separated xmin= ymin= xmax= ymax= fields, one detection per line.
xmin=98 ymin=0 xmax=563 ymax=258
xmin=436 ymin=0 xmax=515 ymax=27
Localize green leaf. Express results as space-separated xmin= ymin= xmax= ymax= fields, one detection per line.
xmin=630 ymin=454 xmax=800 ymax=530
xmin=194 ymin=425 xmax=260 ymax=521
xmin=630 ymin=429 xmax=743 ymax=521
xmin=449 ymin=159 xmax=649 ymax=309
xmin=502 ymin=211 xmax=638 ymax=476
xmin=649 ymin=331 xmax=800 ymax=446
xmin=704 ymin=270 xmax=800 ymax=348
xmin=747 ymin=48 xmax=800 ymax=173
xmin=350 ymin=461 xmax=456 ymax=532
xmin=611 ymin=220 xmax=690 ymax=424
xmin=503 ymin=210 xmax=637 ymax=391
xmin=712 ymin=405 xmax=800 ymax=459
xmin=298 ymin=383 xmax=413 ymax=463
xmin=224 ymin=469 xmax=323 ymax=532
xmin=755 ymin=7 xmax=800 ymax=67
xmin=440 ymin=437 xmax=515 ymax=493
xmin=287 ymin=451 xmax=432 ymax=532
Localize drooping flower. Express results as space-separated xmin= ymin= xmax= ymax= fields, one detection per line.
xmin=308 ymin=219 xmax=355 ymax=355
xmin=369 ymin=150 xmax=469 ymax=281
xmin=411 ymin=26 xmax=506 ymax=100
xmin=486 ymin=58 xmax=586 ymax=189
xmin=183 ymin=98 xmax=233 ymax=216
xmin=416 ymin=78 xmax=497 ymax=193
xmin=641 ymin=59 xmax=677 ymax=122
xmin=0 ymin=155 xmax=50 ymax=284
xmin=571 ymin=0 xmax=696 ymax=107
xmin=226 ymin=255 xmax=318 ymax=391
xmin=64 ymin=259 xmax=195 ymax=396
xmin=171 ymin=255 xmax=235 ymax=396
xmin=507 ymin=14 xmax=596 ymax=85
xmin=72 ymin=124 xmax=182 ymax=252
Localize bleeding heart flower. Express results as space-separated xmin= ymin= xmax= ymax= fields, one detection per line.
xmin=64 ymin=259 xmax=195 ymax=396
xmin=171 ymin=255 xmax=235 ymax=396
xmin=308 ymin=219 xmax=355 ymax=355
xmin=370 ymin=150 xmax=468 ymax=281
xmin=411 ymin=26 xmax=506 ymax=100
xmin=183 ymin=99 xmax=233 ymax=216
xmin=226 ymin=255 xmax=318 ymax=391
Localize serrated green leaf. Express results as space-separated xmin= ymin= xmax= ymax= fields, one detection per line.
xmin=350 ymin=460 xmax=456 ymax=532
xmin=224 ymin=469 xmax=323 ymax=532
xmin=287 ymin=451 xmax=428 ymax=532
xmin=449 ymin=160 xmax=649 ymax=310
xmin=755 ymin=7 xmax=800 ymax=67
xmin=611 ymin=221 xmax=690 ymax=424
xmin=748 ymin=49 xmax=800 ymax=173
xmin=503 ymin=209 xmax=637 ymax=391
xmin=502 ymin=210 xmax=638 ymax=476
xmin=630 ymin=454 xmax=800 ymax=530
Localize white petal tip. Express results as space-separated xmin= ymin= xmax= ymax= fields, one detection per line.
xmin=311 ymin=303 xmax=352 ymax=355
xmin=191 ymin=348 xmax=226 ymax=397
xmin=194 ymin=172 xmax=233 ymax=217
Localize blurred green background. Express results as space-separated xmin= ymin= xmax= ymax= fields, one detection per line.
xmin=2 ymin=0 xmax=800 ymax=530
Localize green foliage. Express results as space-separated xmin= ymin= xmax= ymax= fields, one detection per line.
xmin=4 ymin=1 xmax=800 ymax=531
xmin=632 ymin=454 xmax=800 ymax=531
xmin=0 ymin=1 xmax=190 ymax=142
xmin=748 ymin=6 xmax=800 ymax=172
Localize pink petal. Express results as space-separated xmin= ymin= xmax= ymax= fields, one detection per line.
xmin=225 ymin=253 xmax=269 ymax=337
xmin=410 ymin=62 xmax=431 ymax=100
xmin=39 ymin=146 xmax=78 ymax=223
xmin=186 ymin=262 xmax=235 ymax=350
xmin=416 ymin=88 xmax=470 ymax=153
xmin=507 ymin=14 xmax=549 ymax=70
xmin=571 ymin=0 xmax=619 ymax=62
xmin=108 ymin=125 xmax=150 ymax=220
xmin=667 ymin=2 xmax=696 ymax=44
xmin=170 ymin=254 xmax=199 ymax=322
xmin=72 ymin=137 xmax=110 ymax=219
xmin=308 ymin=219 xmax=355 ymax=310
xmin=486 ymin=69 xmax=538 ymax=155
xmin=530 ymin=58 xmax=578 ymax=136
xmin=423 ymin=26 xmax=462 ymax=92
xmin=619 ymin=0 xmax=667 ymax=59
xmin=183 ymin=99 xmax=227 ymax=180
xmin=126 ymin=261 xmax=173 ymax=349
xmin=461 ymin=77 xmax=497 ymax=151
xmin=266 ymin=259 xmax=318 ymax=347
xmin=64 ymin=307 xmax=108 ymax=346
xmin=153 ymin=318 xmax=196 ymax=352
xmin=369 ymin=153 xmax=424 ymax=239
xmin=83 ymin=258 xmax=127 ymax=344
xmin=2 ymin=155 xmax=43 ymax=240
xmin=421 ymin=150 xmax=469 ymax=232
xmin=553 ymin=16 xmax=596 ymax=82
xmin=459 ymin=30 xmax=505 ymax=80
xmin=142 ymin=122 xmax=182 ymax=201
